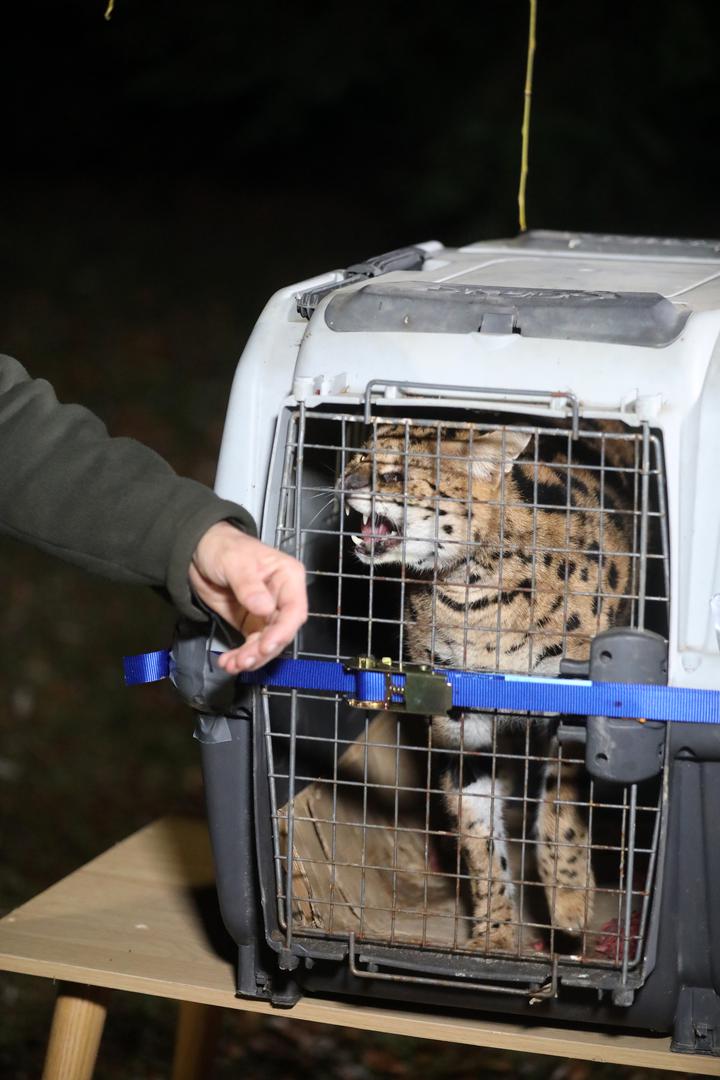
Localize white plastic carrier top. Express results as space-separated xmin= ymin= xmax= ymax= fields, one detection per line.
xmin=215 ymin=230 xmax=720 ymax=694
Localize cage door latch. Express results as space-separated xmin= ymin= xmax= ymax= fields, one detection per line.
xmin=348 ymin=656 xmax=453 ymax=715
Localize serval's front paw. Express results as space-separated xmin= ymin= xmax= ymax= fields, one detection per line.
xmin=547 ymin=884 xmax=594 ymax=935
xmin=467 ymin=919 xmax=518 ymax=953
xmin=537 ymin=835 xmax=595 ymax=935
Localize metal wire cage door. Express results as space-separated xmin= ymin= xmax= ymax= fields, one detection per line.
xmin=257 ymin=402 xmax=670 ymax=1001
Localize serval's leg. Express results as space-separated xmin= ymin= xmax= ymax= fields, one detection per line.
xmin=535 ymin=741 xmax=595 ymax=934
xmin=441 ymin=755 xmax=517 ymax=952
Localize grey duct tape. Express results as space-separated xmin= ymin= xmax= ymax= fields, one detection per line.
xmin=193 ymin=715 xmax=233 ymax=745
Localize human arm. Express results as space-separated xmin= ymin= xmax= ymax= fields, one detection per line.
xmin=0 ymin=355 xmax=308 ymax=664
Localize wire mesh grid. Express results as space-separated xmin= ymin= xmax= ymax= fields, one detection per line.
xmin=261 ymin=406 xmax=670 ymax=988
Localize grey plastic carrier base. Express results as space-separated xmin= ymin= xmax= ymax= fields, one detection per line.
xmin=176 ymin=622 xmax=720 ymax=1057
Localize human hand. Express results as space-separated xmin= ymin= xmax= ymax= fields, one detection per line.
xmin=189 ymin=521 xmax=308 ymax=673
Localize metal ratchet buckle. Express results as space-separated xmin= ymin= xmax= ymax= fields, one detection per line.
xmin=347 ymin=656 xmax=453 ymax=715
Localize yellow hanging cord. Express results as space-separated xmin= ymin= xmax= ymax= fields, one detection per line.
xmin=104 ymin=0 xmax=115 ymax=20
xmin=518 ymin=0 xmax=538 ymax=232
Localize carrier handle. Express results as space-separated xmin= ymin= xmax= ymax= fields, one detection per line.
xmin=362 ymin=379 xmax=580 ymax=437
xmin=296 ymin=245 xmax=426 ymax=319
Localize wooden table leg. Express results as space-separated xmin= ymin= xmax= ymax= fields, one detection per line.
xmin=171 ymin=1000 xmax=223 ymax=1080
xmin=41 ymin=982 xmax=109 ymax=1080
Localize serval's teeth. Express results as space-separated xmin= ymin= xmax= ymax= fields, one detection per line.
xmin=350 ymin=535 xmax=363 ymax=546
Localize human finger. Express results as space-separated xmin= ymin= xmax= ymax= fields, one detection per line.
xmin=217 ymin=631 xmax=263 ymax=674
xmin=226 ymin=566 xmax=276 ymax=618
xmin=254 ymin=561 xmax=308 ymax=658
xmin=218 ymin=563 xmax=307 ymax=672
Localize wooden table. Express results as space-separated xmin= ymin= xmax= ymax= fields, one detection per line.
xmin=0 ymin=816 xmax=717 ymax=1078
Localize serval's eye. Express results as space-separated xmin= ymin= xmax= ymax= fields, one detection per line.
xmin=381 ymin=471 xmax=403 ymax=484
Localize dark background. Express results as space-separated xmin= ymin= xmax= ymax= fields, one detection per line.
xmin=1 ymin=1 xmax=718 ymax=1076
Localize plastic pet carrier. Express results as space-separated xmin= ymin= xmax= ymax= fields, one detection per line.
xmin=176 ymin=231 xmax=720 ymax=1056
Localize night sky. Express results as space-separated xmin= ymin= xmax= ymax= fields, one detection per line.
xmin=3 ymin=0 xmax=719 ymax=248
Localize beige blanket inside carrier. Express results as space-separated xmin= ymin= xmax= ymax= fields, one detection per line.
xmin=278 ymin=714 xmax=629 ymax=959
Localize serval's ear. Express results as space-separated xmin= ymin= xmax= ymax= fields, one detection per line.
xmin=469 ymin=430 xmax=532 ymax=482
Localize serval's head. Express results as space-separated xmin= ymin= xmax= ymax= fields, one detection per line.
xmin=341 ymin=423 xmax=531 ymax=572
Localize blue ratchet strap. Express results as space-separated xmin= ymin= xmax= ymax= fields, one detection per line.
xmin=123 ymin=649 xmax=172 ymax=686
xmin=123 ymin=651 xmax=720 ymax=725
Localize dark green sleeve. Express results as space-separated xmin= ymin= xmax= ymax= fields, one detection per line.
xmin=0 ymin=354 xmax=257 ymax=620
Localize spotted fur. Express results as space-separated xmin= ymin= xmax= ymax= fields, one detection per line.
xmin=343 ymin=421 xmax=635 ymax=950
